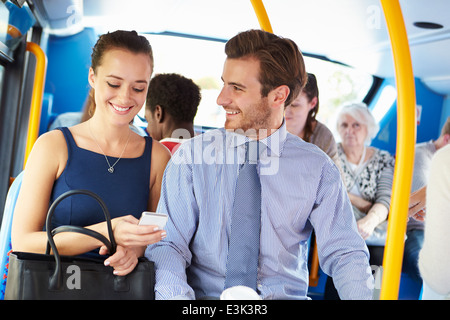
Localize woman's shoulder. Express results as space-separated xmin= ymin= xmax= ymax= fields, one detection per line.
xmin=33 ymin=128 xmax=67 ymax=151
xmin=24 ymin=129 xmax=68 ymax=177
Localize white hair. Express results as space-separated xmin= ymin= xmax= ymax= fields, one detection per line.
xmin=336 ymin=102 xmax=380 ymax=144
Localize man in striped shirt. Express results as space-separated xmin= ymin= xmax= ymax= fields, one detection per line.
xmin=146 ymin=29 xmax=373 ymax=300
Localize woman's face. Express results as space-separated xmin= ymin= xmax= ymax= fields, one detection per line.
xmin=88 ymin=48 xmax=152 ymax=126
xmin=285 ymin=91 xmax=317 ymax=138
xmin=337 ymin=113 xmax=368 ymax=148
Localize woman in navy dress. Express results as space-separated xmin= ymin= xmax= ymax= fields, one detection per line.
xmin=11 ymin=30 xmax=171 ymax=276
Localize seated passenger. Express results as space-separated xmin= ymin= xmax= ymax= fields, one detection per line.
xmin=146 ymin=29 xmax=372 ymax=300
xmin=49 ymin=89 xmax=146 ymax=136
xmin=404 ymin=116 xmax=450 ymax=287
xmin=285 ymin=73 xmax=340 ymax=168
xmin=145 ymin=73 xmax=201 ymax=153
xmin=325 ymin=103 xmax=394 ymax=299
xmin=419 ymin=144 xmax=450 ymax=299
xmin=11 ymin=30 xmax=171 ymax=276
xmin=408 ymin=116 xmax=450 ymax=220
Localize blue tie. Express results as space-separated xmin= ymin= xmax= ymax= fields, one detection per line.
xmin=225 ymin=141 xmax=262 ymax=290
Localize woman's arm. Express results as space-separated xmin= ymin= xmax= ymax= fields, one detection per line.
xmin=355 ymin=151 xmax=394 ymax=239
xmin=12 ymin=131 xmax=167 ymax=258
xmin=356 ymin=202 xmax=389 ymax=239
xmin=348 ymin=193 xmax=373 ymax=213
xmin=11 ymin=130 xmax=107 ymax=255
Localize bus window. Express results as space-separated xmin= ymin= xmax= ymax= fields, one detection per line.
xmin=133 ymin=33 xmax=226 ymax=130
xmin=134 ymin=33 xmax=374 ymax=132
xmin=371 ymin=84 xmax=397 ymax=123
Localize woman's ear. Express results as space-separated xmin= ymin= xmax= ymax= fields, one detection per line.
xmin=88 ymin=67 xmax=95 ymax=88
xmin=309 ymin=96 xmax=318 ymax=110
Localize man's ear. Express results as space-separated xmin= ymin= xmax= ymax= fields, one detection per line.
xmin=270 ymin=85 xmax=290 ymax=108
xmin=155 ymin=105 xmax=165 ymax=123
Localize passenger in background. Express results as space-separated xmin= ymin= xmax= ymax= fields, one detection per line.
xmin=285 ymin=73 xmax=340 ymax=168
xmin=419 ymin=144 xmax=450 ymax=299
xmin=11 ymin=30 xmax=171 ymax=276
xmin=325 ymin=102 xmax=395 ymax=299
xmin=404 ymin=117 xmax=450 ymax=288
xmin=145 ymin=73 xmax=201 ymax=153
xmin=408 ymin=117 xmax=450 ymax=220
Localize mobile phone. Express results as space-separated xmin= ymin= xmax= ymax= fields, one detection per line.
xmin=138 ymin=211 xmax=168 ymax=229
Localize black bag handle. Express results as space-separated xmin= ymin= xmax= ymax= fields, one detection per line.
xmin=50 ymin=225 xmax=113 ymax=253
xmin=45 ymin=189 xmax=117 ymax=290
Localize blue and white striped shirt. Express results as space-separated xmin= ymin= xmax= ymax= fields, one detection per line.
xmin=146 ymin=122 xmax=373 ymax=300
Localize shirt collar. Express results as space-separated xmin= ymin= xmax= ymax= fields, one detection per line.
xmin=225 ymin=119 xmax=287 ymax=157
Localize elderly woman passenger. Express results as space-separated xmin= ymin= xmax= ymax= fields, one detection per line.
xmin=324 ymin=102 xmax=395 ymax=299
xmin=336 ymin=103 xmax=395 ymax=254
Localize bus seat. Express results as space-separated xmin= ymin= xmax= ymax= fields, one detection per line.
xmin=38 ymin=93 xmax=54 ymax=135
xmin=0 ymin=171 xmax=24 ymax=300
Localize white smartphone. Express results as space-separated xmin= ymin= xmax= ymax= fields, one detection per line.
xmin=138 ymin=211 xmax=169 ymax=229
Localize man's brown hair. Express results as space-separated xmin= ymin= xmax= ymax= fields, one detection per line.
xmin=224 ymin=29 xmax=307 ymax=106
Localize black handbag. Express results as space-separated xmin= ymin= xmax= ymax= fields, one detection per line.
xmin=5 ymin=189 xmax=155 ymax=300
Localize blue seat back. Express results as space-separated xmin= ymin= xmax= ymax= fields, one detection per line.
xmin=0 ymin=172 xmax=24 ymax=300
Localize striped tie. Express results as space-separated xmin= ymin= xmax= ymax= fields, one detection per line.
xmin=225 ymin=141 xmax=262 ymax=290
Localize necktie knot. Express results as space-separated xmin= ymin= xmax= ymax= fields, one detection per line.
xmin=245 ymin=141 xmax=265 ymax=164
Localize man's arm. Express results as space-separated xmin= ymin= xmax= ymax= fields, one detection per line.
xmin=309 ymin=163 xmax=373 ymax=300
xmin=145 ymin=147 xmax=198 ymax=300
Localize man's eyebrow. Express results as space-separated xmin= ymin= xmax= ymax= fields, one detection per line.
xmin=221 ymin=77 xmax=246 ymax=89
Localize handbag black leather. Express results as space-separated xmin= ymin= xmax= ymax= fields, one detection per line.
xmin=5 ymin=189 xmax=155 ymax=300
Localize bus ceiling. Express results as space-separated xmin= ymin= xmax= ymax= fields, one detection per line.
xmin=17 ymin=0 xmax=450 ymax=98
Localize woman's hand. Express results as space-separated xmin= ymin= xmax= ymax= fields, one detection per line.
xmin=112 ymin=214 xmax=167 ymax=248
xmin=356 ymin=203 xmax=388 ymax=239
xmin=356 ymin=215 xmax=378 ymax=239
xmin=100 ymin=245 xmax=139 ymax=276
xmin=99 ymin=215 xmax=167 ymax=275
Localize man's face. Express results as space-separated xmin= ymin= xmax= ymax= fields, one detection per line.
xmin=217 ymin=57 xmax=272 ymax=136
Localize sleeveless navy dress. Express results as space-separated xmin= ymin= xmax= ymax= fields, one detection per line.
xmin=49 ymin=127 xmax=152 ymax=257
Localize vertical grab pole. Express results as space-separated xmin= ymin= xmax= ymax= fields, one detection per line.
xmin=250 ymin=0 xmax=273 ymax=33
xmin=24 ymin=42 xmax=47 ymax=168
xmin=379 ymin=0 xmax=416 ymax=300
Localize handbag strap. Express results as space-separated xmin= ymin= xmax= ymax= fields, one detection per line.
xmin=45 ymin=189 xmax=117 ymax=291
xmin=48 ymin=225 xmax=113 ymax=254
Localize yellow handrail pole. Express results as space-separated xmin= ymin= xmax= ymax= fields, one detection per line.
xmin=250 ymin=0 xmax=273 ymax=33
xmin=379 ymin=0 xmax=416 ymax=300
xmin=24 ymin=42 xmax=47 ymax=168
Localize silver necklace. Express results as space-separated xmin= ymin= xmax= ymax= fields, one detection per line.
xmin=89 ymin=122 xmax=131 ymax=173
